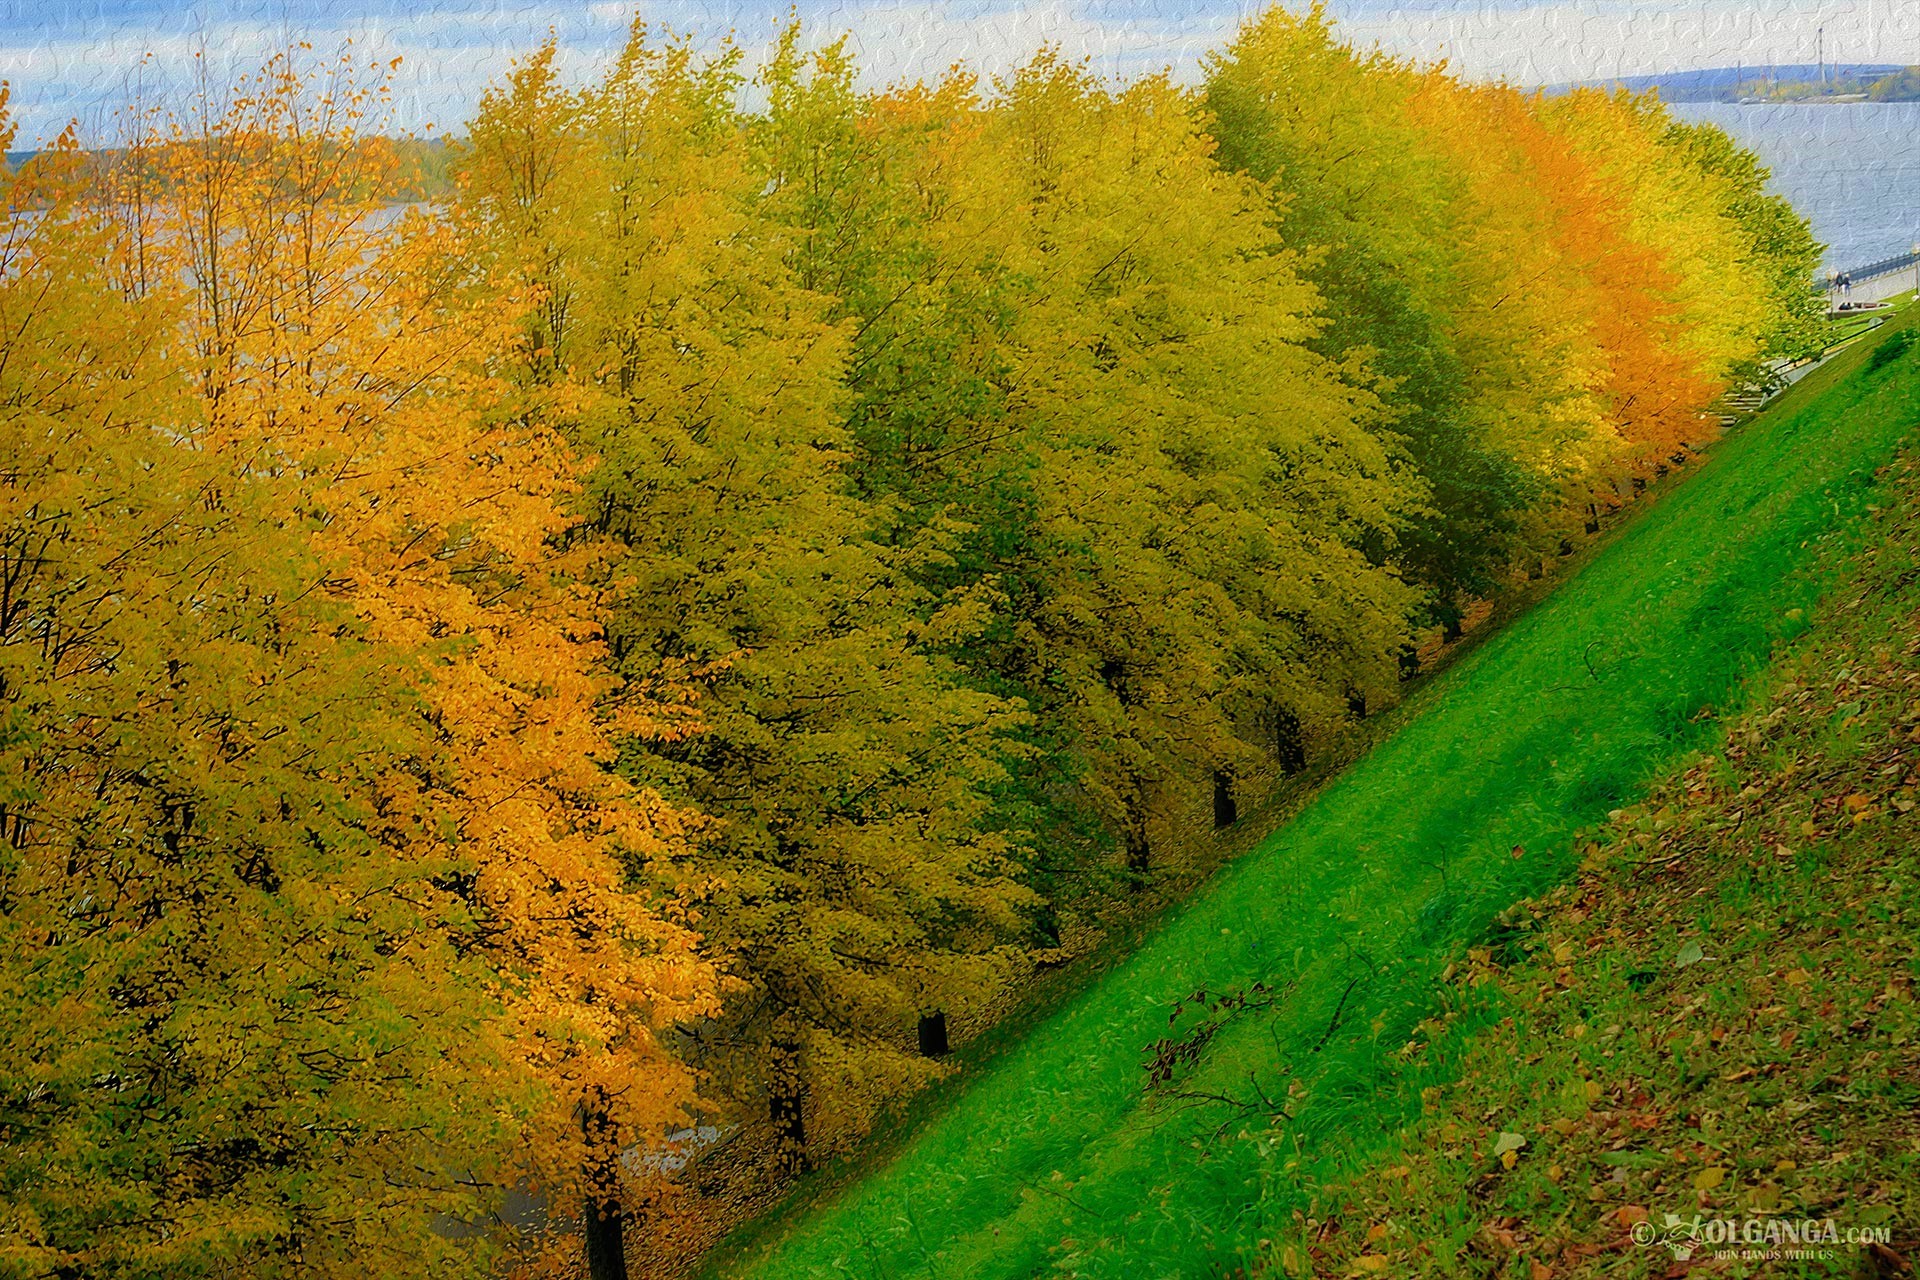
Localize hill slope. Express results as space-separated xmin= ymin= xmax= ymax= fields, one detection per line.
xmin=1284 ymin=361 xmax=1920 ymax=1276
xmin=708 ymin=316 xmax=1920 ymax=1280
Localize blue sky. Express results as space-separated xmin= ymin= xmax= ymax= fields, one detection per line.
xmin=0 ymin=0 xmax=1911 ymax=144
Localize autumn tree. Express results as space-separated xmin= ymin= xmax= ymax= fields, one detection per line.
xmin=0 ymin=99 xmax=519 ymax=1280
xmin=460 ymin=27 xmax=1036 ymax=1180
xmin=751 ymin=41 xmax=1422 ymax=903
xmin=109 ymin=49 xmax=726 ymax=1276
xmin=1206 ymin=6 xmax=1815 ymax=598
xmin=1659 ymin=116 xmax=1827 ymax=374
xmin=1204 ymin=8 xmax=1601 ymax=633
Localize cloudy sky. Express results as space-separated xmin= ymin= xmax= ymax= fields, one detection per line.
xmin=0 ymin=0 xmax=1912 ymax=145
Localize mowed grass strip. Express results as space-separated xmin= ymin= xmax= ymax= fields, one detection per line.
xmin=712 ymin=313 xmax=1920 ymax=1280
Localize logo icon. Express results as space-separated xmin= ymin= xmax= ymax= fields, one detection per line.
xmin=1632 ymin=1214 xmax=1703 ymax=1261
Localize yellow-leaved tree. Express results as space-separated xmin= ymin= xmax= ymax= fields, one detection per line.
xmin=460 ymin=28 xmax=1037 ymax=1209
xmin=752 ymin=38 xmax=1419 ymax=900
xmin=109 ymin=48 xmax=726 ymax=1277
xmin=0 ymin=95 xmax=520 ymax=1280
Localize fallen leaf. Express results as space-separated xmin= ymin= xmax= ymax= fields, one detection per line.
xmin=1675 ymin=941 xmax=1705 ymax=969
xmin=1694 ymin=1166 xmax=1727 ymax=1190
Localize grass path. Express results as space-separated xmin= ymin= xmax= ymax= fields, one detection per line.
xmin=710 ymin=313 xmax=1919 ymax=1280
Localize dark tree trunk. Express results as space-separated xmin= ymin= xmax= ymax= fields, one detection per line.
xmin=1346 ymin=688 xmax=1368 ymax=720
xmin=917 ymin=1011 xmax=950 ymax=1057
xmin=1440 ymin=605 xmax=1464 ymax=645
xmin=1583 ymin=503 xmax=1601 ymax=535
xmin=584 ymin=1195 xmax=626 ymax=1280
xmin=767 ymin=1031 xmax=808 ymax=1175
xmin=581 ymin=1091 xmax=626 ymax=1280
xmin=1398 ymin=646 xmax=1420 ymax=680
xmin=1557 ymin=538 xmax=1574 ymax=557
xmin=1032 ymin=902 xmax=1061 ymax=948
xmin=1274 ymin=708 xmax=1306 ymax=776
xmin=768 ymin=1087 xmax=807 ymax=1173
xmin=1211 ymin=770 xmax=1237 ymax=829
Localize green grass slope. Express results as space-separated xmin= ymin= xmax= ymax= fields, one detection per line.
xmin=711 ymin=316 xmax=1920 ymax=1280
xmin=1282 ymin=400 xmax=1920 ymax=1280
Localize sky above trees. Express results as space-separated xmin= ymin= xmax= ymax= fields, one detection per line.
xmin=0 ymin=0 xmax=1910 ymax=143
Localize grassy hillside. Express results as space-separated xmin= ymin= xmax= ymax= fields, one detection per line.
xmin=707 ymin=316 xmax=1920 ymax=1280
xmin=1282 ymin=413 xmax=1920 ymax=1277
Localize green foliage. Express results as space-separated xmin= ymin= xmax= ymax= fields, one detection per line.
xmin=0 ymin=7 xmax=1837 ymax=1268
xmin=460 ymin=26 xmax=1038 ymax=1167
xmin=1660 ymin=118 xmax=1828 ymax=369
xmin=1866 ymin=66 xmax=1920 ymax=101
xmin=756 ymin=39 xmax=1419 ymax=888
xmin=1204 ymin=8 xmax=1580 ymax=620
xmin=1867 ymin=327 xmax=1915 ymax=373
xmin=706 ymin=286 xmax=1920 ymax=1280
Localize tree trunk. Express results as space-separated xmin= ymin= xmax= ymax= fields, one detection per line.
xmin=580 ymin=1091 xmax=626 ymax=1280
xmin=918 ymin=1011 xmax=950 ymax=1057
xmin=767 ymin=1029 xmax=808 ymax=1175
xmin=584 ymin=1194 xmax=626 ymax=1280
xmin=1274 ymin=708 xmax=1306 ymax=776
xmin=1211 ymin=770 xmax=1237 ymax=829
xmin=1032 ymin=902 xmax=1061 ymax=948
xmin=1346 ymin=688 xmax=1368 ymax=720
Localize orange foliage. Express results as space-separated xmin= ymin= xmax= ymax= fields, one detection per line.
xmin=102 ymin=46 xmax=725 ymax=1208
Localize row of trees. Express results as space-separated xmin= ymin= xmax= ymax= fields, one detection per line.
xmin=0 ymin=8 xmax=1821 ymax=1277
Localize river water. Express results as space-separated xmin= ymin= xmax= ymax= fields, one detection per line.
xmin=1668 ymin=101 xmax=1920 ymax=274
